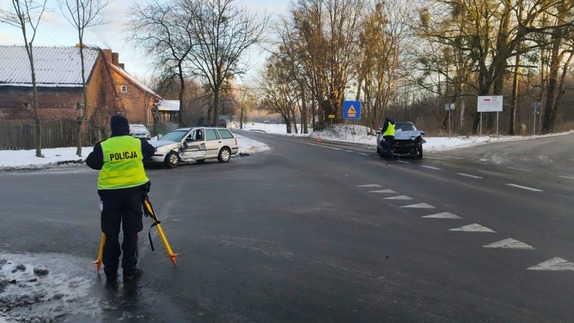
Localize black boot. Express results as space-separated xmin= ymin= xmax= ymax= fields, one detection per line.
xmin=123 ymin=268 xmax=143 ymax=282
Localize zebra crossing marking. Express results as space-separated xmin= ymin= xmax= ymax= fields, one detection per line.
xmin=483 ymin=238 xmax=534 ymax=250
xmin=449 ymin=223 xmax=496 ymax=233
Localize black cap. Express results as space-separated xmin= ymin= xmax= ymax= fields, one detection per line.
xmin=110 ymin=115 xmax=129 ymax=136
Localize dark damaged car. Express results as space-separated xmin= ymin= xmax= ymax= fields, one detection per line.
xmin=376 ymin=121 xmax=425 ymax=159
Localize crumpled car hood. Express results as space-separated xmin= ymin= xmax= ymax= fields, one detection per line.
xmin=151 ymin=140 xmax=178 ymax=148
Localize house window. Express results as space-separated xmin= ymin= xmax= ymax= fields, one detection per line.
xmin=120 ymin=85 xmax=127 ymax=93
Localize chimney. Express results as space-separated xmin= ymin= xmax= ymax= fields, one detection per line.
xmin=112 ymin=52 xmax=119 ymax=66
xmin=119 ymin=63 xmax=125 ymax=70
xmin=102 ymin=49 xmax=112 ymax=63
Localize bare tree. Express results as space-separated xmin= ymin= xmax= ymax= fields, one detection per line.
xmin=59 ymin=0 xmax=108 ymax=156
xmin=260 ymin=57 xmax=300 ymax=133
xmin=533 ymin=2 xmax=574 ymax=133
xmin=129 ymin=0 xmax=195 ymax=127
xmin=182 ymin=0 xmax=268 ymax=127
xmin=417 ymin=0 xmax=574 ymax=134
xmin=0 ymin=0 xmax=47 ymax=157
xmin=273 ymin=16 xmax=312 ymax=133
xmin=291 ymin=0 xmax=367 ymax=126
xmin=357 ymin=1 xmax=410 ymax=133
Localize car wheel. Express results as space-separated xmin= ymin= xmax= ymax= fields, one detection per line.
xmin=218 ymin=147 xmax=231 ymax=163
xmin=164 ymin=151 xmax=179 ymax=168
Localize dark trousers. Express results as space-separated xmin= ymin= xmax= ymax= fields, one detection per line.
xmin=383 ymin=136 xmax=394 ymax=159
xmin=98 ymin=186 xmax=144 ymax=276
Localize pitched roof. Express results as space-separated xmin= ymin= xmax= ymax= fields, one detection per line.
xmin=0 ymin=45 xmax=100 ymax=87
xmin=108 ymin=63 xmax=161 ymax=99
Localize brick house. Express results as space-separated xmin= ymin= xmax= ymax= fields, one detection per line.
xmin=103 ymin=49 xmax=161 ymax=126
xmin=0 ymin=45 xmax=160 ymax=148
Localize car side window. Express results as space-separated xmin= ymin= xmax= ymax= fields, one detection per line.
xmin=218 ymin=129 xmax=234 ymax=139
xmin=194 ymin=129 xmax=203 ymax=140
xmin=205 ymin=129 xmax=219 ymax=141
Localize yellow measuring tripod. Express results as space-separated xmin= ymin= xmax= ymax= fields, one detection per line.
xmin=93 ymin=233 xmax=105 ymax=272
xmin=94 ymin=191 xmax=177 ymax=272
xmin=142 ymin=193 xmax=178 ymax=265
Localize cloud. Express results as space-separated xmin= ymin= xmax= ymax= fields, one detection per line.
xmin=0 ymin=32 xmax=21 ymax=45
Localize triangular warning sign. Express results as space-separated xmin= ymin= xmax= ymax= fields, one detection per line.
xmin=348 ymin=106 xmax=356 ymax=117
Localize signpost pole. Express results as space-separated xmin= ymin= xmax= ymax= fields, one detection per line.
xmin=448 ymin=110 xmax=451 ymax=138
xmin=496 ymin=112 xmax=499 ymax=137
xmin=533 ymin=110 xmax=536 ymax=136
xmin=480 ymin=112 xmax=482 ymax=136
xmin=532 ymin=101 xmax=540 ymax=136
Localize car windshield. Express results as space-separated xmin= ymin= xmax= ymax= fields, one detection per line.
xmin=130 ymin=125 xmax=146 ymax=131
xmin=395 ymin=123 xmax=415 ymax=131
xmin=160 ymin=130 xmax=188 ymax=142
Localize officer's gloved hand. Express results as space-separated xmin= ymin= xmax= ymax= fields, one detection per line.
xmin=143 ymin=181 xmax=151 ymax=194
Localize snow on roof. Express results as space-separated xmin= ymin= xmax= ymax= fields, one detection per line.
xmin=157 ymin=100 xmax=179 ymax=112
xmin=0 ymin=45 xmax=100 ymax=87
xmin=108 ymin=63 xmax=161 ymax=99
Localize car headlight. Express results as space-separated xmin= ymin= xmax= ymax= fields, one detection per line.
xmin=155 ymin=145 xmax=171 ymax=154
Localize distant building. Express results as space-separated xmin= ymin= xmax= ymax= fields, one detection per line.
xmin=0 ymin=45 xmax=161 ymax=146
xmin=156 ymin=99 xmax=180 ymax=123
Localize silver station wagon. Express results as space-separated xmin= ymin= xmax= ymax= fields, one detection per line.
xmin=148 ymin=127 xmax=239 ymax=168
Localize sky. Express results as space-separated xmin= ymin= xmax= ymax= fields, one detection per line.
xmin=0 ymin=0 xmax=288 ymax=82
xmin=0 ymin=122 xmax=541 ymax=170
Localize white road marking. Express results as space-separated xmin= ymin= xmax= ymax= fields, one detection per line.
xmin=384 ymin=195 xmax=413 ymax=200
xmin=345 ymin=150 xmax=354 ymax=153
xmin=358 ymin=153 xmax=368 ymax=156
xmin=422 ymin=165 xmax=441 ymax=170
xmin=422 ymin=212 xmax=462 ymax=219
xmin=449 ymin=223 xmax=496 ymax=233
xmin=457 ymin=173 xmax=483 ymax=179
xmin=358 ymin=184 xmax=381 ymax=188
xmin=528 ymin=257 xmax=574 ymax=271
xmin=507 ymin=167 xmax=532 ymax=172
xmin=369 ymin=189 xmax=396 ymax=194
xmin=305 ymin=142 xmax=343 ymax=150
xmin=401 ymin=203 xmax=435 ymax=209
xmin=396 ymin=160 xmax=410 ymax=164
xmin=559 ymin=175 xmax=574 ymax=180
xmin=483 ymin=238 xmax=535 ymax=250
xmin=506 ymin=184 xmax=543 ymax=192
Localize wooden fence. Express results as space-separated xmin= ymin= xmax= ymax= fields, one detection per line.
xmin=0 ymin=120 xmax=180 ymax=150
xmin=0 ymin=120 xmax=78 ymax=150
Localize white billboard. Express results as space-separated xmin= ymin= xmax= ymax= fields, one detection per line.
xmin=477 ymin=96 xmax=503 ymax=112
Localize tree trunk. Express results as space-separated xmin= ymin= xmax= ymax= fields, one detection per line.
xmin=509 ymin=52 xmax=520 ymax=135
xmin=541 ymin=35 xmax=561 ymax=134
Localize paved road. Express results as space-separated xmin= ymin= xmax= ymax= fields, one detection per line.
xmin=1 ymin=132 xmax=573 ymax=322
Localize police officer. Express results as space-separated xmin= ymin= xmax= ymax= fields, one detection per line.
xmin=381 ymin=117 xmax=395 ymax=160
xmin=86 ymin=115 xmax=155 ymax=282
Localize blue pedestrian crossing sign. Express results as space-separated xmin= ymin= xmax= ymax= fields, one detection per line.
xmin=343 ymin=101 xmax=361 ymax=119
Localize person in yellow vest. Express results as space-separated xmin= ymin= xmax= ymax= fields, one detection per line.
xmin=381 ymin=117 xmax=396 ymax=160
xmin=86 ymin=115 xmax=155 ymax=283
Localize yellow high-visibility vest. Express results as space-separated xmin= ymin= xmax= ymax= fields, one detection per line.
xmin=383 ymin=123 xmax=395 ymax=137
xmin=98 ymin=136 xmax=149 ymax=190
